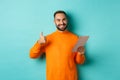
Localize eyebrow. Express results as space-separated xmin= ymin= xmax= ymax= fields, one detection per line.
xmin=56 ymin=18 xmax=66 ymax=20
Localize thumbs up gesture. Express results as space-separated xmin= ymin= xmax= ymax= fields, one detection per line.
xmin=38 ymin=32 xmax=46 ymax=44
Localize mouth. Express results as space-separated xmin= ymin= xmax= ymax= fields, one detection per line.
xmin=56 ymin=23 xmax=68 ymax=31
xmin=58 ymin=24 xmax=66 ymax=28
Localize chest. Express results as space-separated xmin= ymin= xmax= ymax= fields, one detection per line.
xmin=47 ymin=35 xmax=77 ymax=53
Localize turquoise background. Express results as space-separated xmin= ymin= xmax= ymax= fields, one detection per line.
xmin=0 ymin=0 xmax=120 ymax=80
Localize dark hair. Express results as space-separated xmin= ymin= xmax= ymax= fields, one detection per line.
xmin=54 ymin=10 xmax=67 ymax=18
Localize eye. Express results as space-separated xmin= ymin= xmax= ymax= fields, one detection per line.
xmin=57 ymin=19 xmax=60 ymax=22
xmin=63 ymin=18 xmax=66 ymax=21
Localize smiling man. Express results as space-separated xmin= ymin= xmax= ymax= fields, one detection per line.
xmin=54 ymin=11 xmax=68 ymax=31
xmin=30 ymin=10 xmax=85 ymax=80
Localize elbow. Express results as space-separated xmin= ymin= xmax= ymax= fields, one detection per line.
xmin=29 ymin=54 xmax=38 ymax=59
xmin=29 ymin=50 xmax=40 ymax=59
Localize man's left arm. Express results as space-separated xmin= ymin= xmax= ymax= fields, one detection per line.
xmin=75 ymin=46 xmax=85 ymax=64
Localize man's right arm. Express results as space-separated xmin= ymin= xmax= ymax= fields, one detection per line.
xmin=29 ymin=32 xmax=46 ymax=59
xmin=29 ymin=41 xmax=46 ymax=58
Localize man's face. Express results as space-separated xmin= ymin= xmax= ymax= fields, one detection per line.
xmin=54 ymin=13 xmax=68 ymax=31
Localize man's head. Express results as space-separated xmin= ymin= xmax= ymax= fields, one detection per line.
xmin=54 ymin=10 xmax=68 ymax=31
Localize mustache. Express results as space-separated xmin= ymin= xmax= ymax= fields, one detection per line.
xmin=57 ymin=23 xmax=66 ymax=26
xmin=56 ymin=24 xmax=68 ymax=31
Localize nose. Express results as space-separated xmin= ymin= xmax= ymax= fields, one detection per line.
xmin=60 ymin=20 xmax=64 ymax=24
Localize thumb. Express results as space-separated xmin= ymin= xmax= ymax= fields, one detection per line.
xmin=40 ymin=32 xmax=44 ymax=37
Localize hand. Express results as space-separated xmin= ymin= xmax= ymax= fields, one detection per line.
xmin=38 ymin=32 xmax=46 ymax=44
xmin=77 ymin=46 xmax=85 ymax=54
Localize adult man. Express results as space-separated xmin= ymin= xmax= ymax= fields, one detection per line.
xmin=30 ymin=10 xmax=85 ymax=80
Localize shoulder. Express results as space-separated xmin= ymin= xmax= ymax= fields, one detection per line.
xmin=68 ymin=31 xmax=79 ymax=38
xmin=45 ymin=31 xmax=56 ymax=41
xmin=46 ymin=32 xmax=55 ymax=38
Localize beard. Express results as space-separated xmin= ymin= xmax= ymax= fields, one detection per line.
xmin=56 ymin=23 xmax=68 ymax=31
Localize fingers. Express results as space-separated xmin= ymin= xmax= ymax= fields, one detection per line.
xmin=38 ymin=32 xmax=46 ymax=44
xmin=77 ymin=46 xmax=85 ymax=54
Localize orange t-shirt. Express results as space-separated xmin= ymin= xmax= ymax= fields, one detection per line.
xmin=30 ymin=30 xmax=85 ymax=80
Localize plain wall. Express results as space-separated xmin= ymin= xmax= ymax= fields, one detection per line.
xmin=0 ymin=0 xmax=120 ymax=80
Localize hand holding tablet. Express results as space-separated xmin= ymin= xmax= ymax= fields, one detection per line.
xmin=72 ymin=36 xmax=89 ymax=52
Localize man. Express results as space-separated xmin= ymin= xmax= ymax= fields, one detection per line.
xmin=30 ymin=10 xmax=85 ymax=80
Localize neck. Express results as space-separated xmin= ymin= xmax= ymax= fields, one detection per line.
xmin=57 ymin=29 xmax=68 ymax=32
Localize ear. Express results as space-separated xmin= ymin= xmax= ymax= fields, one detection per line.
xmin=54 ymin=19 xmax=55 ymax=23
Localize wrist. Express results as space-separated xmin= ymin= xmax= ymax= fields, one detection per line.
xmin=78 ymin=52 xmax=84 ymax=55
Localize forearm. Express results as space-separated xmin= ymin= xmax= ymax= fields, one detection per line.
xmin=75 ymin=52 xmax=85 ymax=64
xmin=30 ymin=41 xmax=45 ymax=59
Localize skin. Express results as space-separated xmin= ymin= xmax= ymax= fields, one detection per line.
xmin=54 ymin=13 xmax=68 ymax=31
